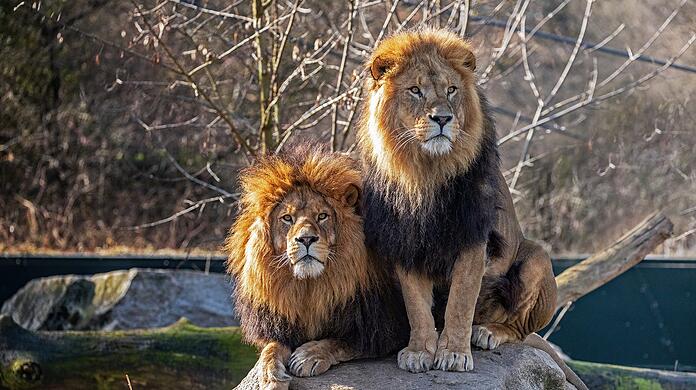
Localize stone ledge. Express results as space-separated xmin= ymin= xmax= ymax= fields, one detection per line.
xmin=237 ymin=343 xmax=577 ymax=390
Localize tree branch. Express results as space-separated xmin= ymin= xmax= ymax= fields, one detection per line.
xmin=555 ymin=212 xmax=674 ymax=311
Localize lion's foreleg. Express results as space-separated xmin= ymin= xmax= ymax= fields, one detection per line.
xmin=434 ymin=244 xmax=486 ymax=372
xmin=258 ymin=341 xmax=292 ymax=390
xmin=288 ymin=339 xmax=358 ymax=377
xmin=396 ymin=266 xmax=438 ymax=373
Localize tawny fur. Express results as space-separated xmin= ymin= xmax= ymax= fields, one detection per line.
xmin=357 ymin=28 xmax=576 ymax=385
xmin=225 ymin=151 xmax=410 ymax=388
xmin=359 ymin=28 xmax=483 ymax=209
xmin=225 ymin=152 xmax=373 ymax=339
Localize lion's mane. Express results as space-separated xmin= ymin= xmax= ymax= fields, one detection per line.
xmin=359 ymin=29 xmax=504 ymax=280
xmin=225 ymin=151 xmax=407 ymax=355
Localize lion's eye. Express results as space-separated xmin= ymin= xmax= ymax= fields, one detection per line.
xmin=408 ymin=86 xmax=422 ymax=96
xmin=317 ymin=213 xmax=329 ymax=221
xmin=447 ymin=86 xmax=457 ymax=94
xmin=281 ymin=214 xmax=293 ymax=224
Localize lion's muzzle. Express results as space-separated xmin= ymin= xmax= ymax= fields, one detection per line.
xmin=289 ymin=229 xmax=326 ymax=279
xmin=420 ymin=109 xmax=456 ymax=156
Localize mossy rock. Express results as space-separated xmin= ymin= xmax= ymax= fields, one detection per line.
xmin=0 ymin=316 xmax=258 ymax=390
xmin=568 ymin=360 xmax=696 ymax=390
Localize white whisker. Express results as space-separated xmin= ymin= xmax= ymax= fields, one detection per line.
xmin=391 ymin=130 xmax=420 ymax=154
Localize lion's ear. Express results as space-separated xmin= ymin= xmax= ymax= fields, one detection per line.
xmin=342 ymin=184 xmax=360 ymax=208
xmin=370 ymin=55 xmax=395 ymax=80
xmin=460 ymin=48 xmax=476 ymax=71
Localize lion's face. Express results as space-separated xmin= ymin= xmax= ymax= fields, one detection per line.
xmin=358 ymin=30 xmax=486 ymax=204
xmin=269 ymin=186 xmax=337 ymax=279
xmin=364 ymin=29 xmax=482 ymax=163
xmin=227 ymin=151 xmax=370 ymax=329
xmin=389 ymin=60 xmax=469 ymax=156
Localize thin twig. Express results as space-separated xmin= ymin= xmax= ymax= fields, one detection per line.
xmin=374 ymin=0 xmax=400 ymax=46
xmin=544 ymin=0 xmax=593 ymax=105
xmin=131 ymin=0 xmax=254 ymax=160
xmin=135 ymin=118 xmax=236 ymax=198
xmin=543 ymin=301 xmax=573 ymax=340
xmin=597 ymin=0 xmax=687 ymax=91
xmin=330 ymin=0 xmax=357 ymax=152
xmin=124 ymin=194 xmax=235 ymax=230
xmin=509 ymin=16 xmax=542 ymax=191
xmin=275 ymin=87 xmax=359 ymax=153
xmin=168 ymin=0 xmax=252 ymax=22
xmin=499 ymin=33 xmax=695 ymax=145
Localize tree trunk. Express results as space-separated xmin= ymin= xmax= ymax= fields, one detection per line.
xmin=0 ymin=316 xmax=257 ymax=390
xmin=554 ymin=212 xmax=673 ymax=311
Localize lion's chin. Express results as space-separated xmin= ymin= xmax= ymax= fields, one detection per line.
xmin=292 ymin=257 xmax=325 ymax=279
xmin=421 ymin=136 xmax=453 ymax=156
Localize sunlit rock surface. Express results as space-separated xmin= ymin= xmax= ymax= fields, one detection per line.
xmin=1 ymin=268 xmax=236 ymax=330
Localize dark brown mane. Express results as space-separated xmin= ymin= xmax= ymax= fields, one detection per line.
xmin=357 ymin=29 xmax=502 ymax=279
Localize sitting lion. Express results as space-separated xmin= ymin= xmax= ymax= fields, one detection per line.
xmin=358 ymin=28 xmax=585 ymax=389
xmin=225 ymin=151 xmax=408 ymax=389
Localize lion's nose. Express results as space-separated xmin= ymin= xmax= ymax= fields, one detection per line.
xmin=295 ymin=235 xmax=319 ymax=248
xmin=428 ymin=114 xmax=453 ymax=129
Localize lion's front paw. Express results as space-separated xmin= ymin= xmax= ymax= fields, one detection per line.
xmin=433 ymin=347 xmax=474 ymax=371
xmin=434 ymin=329 xmax=474 ymax=371
xmin=471 ymin=324 xmax=502 ymax=350
xmin=260 ymin=359 xmax=291 ymax=390
xmin=397 ymin=347 xmax=435 ymax=373
xmin=288 ymin=341 xmax=335 ymax=377
xmin=260 ymin=380 xmax=289 ymax=390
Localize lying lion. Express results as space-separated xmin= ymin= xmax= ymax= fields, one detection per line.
xmin=225 ymin=151 xmax=408 ymax=390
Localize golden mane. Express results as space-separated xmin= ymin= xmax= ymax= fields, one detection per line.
xmin=224 ymin=151 xmax=373 ymax=338
xmin=358 ymin=28 xmax=486 ymax=208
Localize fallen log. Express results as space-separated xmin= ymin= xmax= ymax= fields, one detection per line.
xmin=0 ymin=316 xmax=258 ymax=390
xmin=554 ymin=212 xmax=673 ymax=311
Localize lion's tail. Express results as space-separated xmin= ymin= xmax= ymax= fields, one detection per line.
xmin=523 ymin=333 xmax=588 ymax=390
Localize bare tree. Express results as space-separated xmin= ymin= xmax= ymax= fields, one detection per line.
xmin=8 ymin=0 xmax=695 ymax=250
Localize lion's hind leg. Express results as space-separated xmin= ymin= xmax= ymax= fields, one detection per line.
xmin=288 ymin=339 xmax=358 ymax=377
xmin=471 ymin=322 xmax=523 ymax=350
xmin=473 ymin=239 xmax=557 ymax=350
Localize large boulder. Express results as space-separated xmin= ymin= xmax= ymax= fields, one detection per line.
xmin=236 ymin=343 xmax=577 ymax=390
xmin=1 ymin=268 xmax=236 ymax=330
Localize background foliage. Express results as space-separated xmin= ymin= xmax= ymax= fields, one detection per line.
xmin=1 ymin=0 xmax=694 ymax=254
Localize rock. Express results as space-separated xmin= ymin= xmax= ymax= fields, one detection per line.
xmin=1 ymin=268 xmax=237 ymax=331
xmin=236 ymin=343 xmax=577 ymax=390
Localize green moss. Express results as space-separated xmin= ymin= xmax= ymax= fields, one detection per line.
xmin=567 ymin=361 xmax=666 ymax=390
xmin=6 ymin=320 xmax=259 ymax=390
xmin=156 ymin=319 xmax=259 ymax=379
xmin=616 ymin=377 xmax=663 ymax=390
